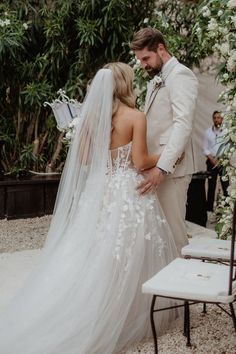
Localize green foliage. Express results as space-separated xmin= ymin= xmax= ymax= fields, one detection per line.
xmin=0 ymin=0 xmax=155 ymax=174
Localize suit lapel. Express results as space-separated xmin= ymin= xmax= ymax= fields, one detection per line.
xmin=144 ymin=82 xmax=153 ymax=113
xmin=144 ymin=57 xmax=179 ymax=115
xmin=144 ymin=87 xmax=161 ymax=115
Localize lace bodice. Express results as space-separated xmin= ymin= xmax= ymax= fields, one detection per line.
xmin=108 ymin=142 xmax=134 ymax=174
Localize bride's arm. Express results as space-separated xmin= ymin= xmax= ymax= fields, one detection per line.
xmin=132 ymin=111 xmax=159 ymax=171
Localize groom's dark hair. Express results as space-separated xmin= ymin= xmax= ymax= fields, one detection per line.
xmin=130 ymin=27 xmax=167 ymax=52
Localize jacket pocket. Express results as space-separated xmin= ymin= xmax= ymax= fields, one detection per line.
xmin=159 ymin=135 xmax=169 ymax=145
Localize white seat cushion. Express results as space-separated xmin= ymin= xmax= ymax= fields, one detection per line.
xmin=142 ymin=258 xmax=236 ymax=303
xmin=186 ymin=221 xmax=217 ymax=239
xmin=181 ymin=238 xmax=236 ymax=261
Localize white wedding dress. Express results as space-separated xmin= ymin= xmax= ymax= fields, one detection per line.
xmin=0 ymin=142 xmax=177 ymax=354
xmin=0 ymin=69 xmax=178 ymax=354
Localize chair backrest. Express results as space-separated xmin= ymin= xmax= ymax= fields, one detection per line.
xmin=229 ymin=202 xmax=236 ymax=295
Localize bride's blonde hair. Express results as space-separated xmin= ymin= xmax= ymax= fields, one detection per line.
xmin=103 ymin=62 xmax=135 ymax=115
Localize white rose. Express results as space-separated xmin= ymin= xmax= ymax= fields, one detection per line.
xmin=65 ymin=131 xmax=72 ymax=140
xmin=229 ymin=188 xmax=236 ymax=198
xmin=232 ymin=95 xmax=236 ymax=108
xmin=71 ymin=117 xmax=80 ymax=127
xmin=223 ymin=73 xmax=229 ymax=80
xmin=227 ymin=0 xmax=236 ymax=9
xmin=219 ymin=27 xmax=228 ymax=35
xmin=230 ymin=133 xmax=236 ymax=143
xmin=227 ymin=50 xmax=236 ymax=72
xmin=220 ymin=42 xmax=229 ymax=55
xmin=153 ymin=76 xmax=162 ymax=85
xmin=203 ymin=9 xmax=211 ymax=17
xmin=207 ymin=18 xmax=218 ymax=31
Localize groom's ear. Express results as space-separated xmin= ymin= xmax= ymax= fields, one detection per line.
xmin=157 ymin=43 xmax=165 ymax=52
xmin=156 ymin=43 xmax=166 ymax=57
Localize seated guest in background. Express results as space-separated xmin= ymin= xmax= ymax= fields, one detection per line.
xmin=203 ymin=110 xmax=228 ymax=216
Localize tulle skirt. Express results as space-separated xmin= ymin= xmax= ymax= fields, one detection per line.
xmin=0 ymin=168 xmax=177 ymax=354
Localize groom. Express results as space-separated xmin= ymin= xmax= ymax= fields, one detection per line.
xmin=130 ymin=28 xmax=198 ymax=254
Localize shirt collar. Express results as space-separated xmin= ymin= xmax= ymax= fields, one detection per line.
xmin=212 ymin=125 xmax=222 ymax=133
xmin=160 ymin=57 xmax=178 ymax=80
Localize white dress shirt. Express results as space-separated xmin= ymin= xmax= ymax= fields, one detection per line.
xmin=203 ymin=125 xmax=225 ymax=157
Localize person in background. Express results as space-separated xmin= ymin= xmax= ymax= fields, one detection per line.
xmin=203 ymin=110 xmax=228 ymax=217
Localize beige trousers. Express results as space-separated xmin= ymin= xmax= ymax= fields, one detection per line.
xmin=156 ymin=175 xmax=192 ymax=255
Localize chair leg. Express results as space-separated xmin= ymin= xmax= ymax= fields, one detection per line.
xmin=183 ymin=301 xmax=187 ymax=336
xmin=150 ymin=295 xmax=158 ymax=354
xmin=202 ymin=302 xmax=207 ymax=314
xmin=184 ymin=301 xmax=191 ymax=347
xmin=229 ymin=303 xmax=236 ymax=332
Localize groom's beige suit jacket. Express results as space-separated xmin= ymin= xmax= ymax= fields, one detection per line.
xmin=145 ymin=57 xmax=198 ymax=253
xmin=145 ymin=57 xmax=198 ymax=177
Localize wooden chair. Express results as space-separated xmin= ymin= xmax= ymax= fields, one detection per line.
xmin=142 ymin=203 xmax=236 ymax=353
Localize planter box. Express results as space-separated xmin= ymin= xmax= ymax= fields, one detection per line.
xmin=0 ymin=175 xmax=60 ymax=219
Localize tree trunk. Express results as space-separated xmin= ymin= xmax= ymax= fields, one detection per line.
xmin=46 ymin=132 xmax=64 ymax=173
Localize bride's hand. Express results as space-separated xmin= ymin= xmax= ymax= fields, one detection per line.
xmin=136 ymin=167 xmax=166 ymax=195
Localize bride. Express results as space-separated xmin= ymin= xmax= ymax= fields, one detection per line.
xmin=0 ymin=62 xmax=177 ymax=354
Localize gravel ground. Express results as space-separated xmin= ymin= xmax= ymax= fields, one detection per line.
xmin=0 ymin=216 xmax=51 ymax=253
xmin=0 ymin=216 xmax=235 ymax=353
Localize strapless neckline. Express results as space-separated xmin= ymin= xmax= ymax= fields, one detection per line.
xmin=109 ymin=141 xmax=132 ymax=151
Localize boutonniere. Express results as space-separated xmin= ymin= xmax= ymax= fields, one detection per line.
xmin=151 ymin=75 xmax=164 ymax=92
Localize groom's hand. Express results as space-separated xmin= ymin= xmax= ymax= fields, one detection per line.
xmin=137 ymin=167 xmax=166 ymax=195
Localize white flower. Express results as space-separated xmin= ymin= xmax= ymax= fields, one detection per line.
xmin=202 ymin=8 xmax=211 ymax=17
xmin=4 ymin=19 xmax=10 ymax=26
xmin=218 ymin=10 xmax=223 ymax=17
xmin=220 ymin=42 xmax=230 ymax=56
xmin=231 ymin=16 xmax=236 ymax=27
xmin=232 ymin=95 xmax=236 ymax=108
xmin=23 ymin=23 xmax=28 ymax=30
xmin=230 ymin=133 xmax=236 ymax=143
xmin=223 ymin=73 xmax=229 ymax=80
xmin=228 ymin=187 xmax=236 ymax=198
xmin=65 ymin=130 xmax=73 ymax=141
xmin=64 ymin=116 xmax=81 ymax=142
xmin=227 ymin=0 xmax=236 ymax=9
xmin=207 ymin=18 xmax=218 ymax=32
xmin=151 ymin=75 xmax=163 ymax=91
xmin=68 ymin=117 xmax=80 ymax=128
xmin=230 ymin=176 xmax=236 ymax=186
xmin=133 ymin=58 xmax=141 ymax=70
xmin=143 ymin=18 xmax=149 ymax=24
xmin=227 ymin=50 xmax=236 ymax=72
xmin=0 ymin=18 xmax=11 ymax=27
xmin=219 ymin=27 xmax=228 ymax=35
xmin=202 ymin=6 xmax=211 ymax=17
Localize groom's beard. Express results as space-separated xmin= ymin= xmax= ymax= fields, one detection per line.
xmin=146 ymin=63 xmax=163 ymax=78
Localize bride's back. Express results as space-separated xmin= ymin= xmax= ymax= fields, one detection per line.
xmin=110 ymin=104 xmax=138 ymax=150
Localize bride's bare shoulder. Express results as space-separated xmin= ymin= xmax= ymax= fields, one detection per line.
xmin=127 ymin=107 xmax=146 ymax=121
